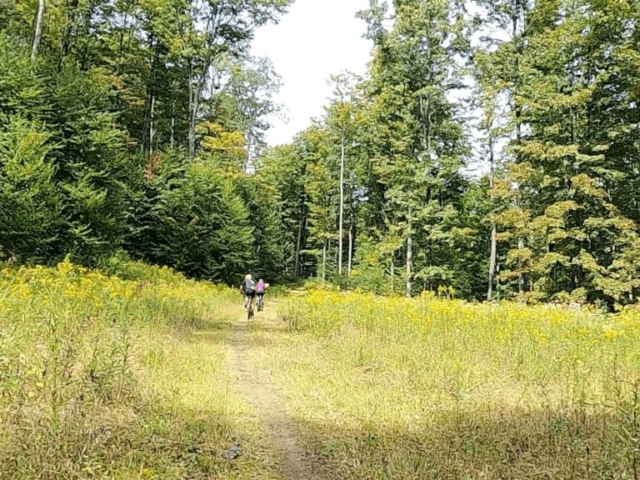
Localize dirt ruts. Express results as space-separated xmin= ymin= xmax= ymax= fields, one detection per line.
xmin=227 ymin=308 xmax=318 ymax=480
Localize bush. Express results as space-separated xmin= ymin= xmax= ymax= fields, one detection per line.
xmin=99 ymin=251 xmax=186 ymax=283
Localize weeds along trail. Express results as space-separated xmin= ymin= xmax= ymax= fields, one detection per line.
xmin=0 ymin=260 xmax=280 ymax=479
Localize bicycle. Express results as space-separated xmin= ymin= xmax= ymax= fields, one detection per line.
xmin=256 ymin=293 xmax=264 ymax=312
xmin=245 ymin=293 xmax=255 ymax=320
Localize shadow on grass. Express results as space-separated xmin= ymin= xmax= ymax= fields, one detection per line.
xmin=287 ymin=404 xmax=635 ymax=480
xmin=1 ymin=313 xmax=282 ymax=480
xmin=1 ymin=392 xmax=278 ymax=480
xmin=179 ymin=317 xmax=639 ymax=480
xmin=212 ymin=313 xmax=637 ymax=480
xmin=186 ymin=318 xmax=286 ymax=349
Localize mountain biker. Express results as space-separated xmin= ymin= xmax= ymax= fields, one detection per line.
xmin=239 ymin=274 xmax=256 ymax=311
xmin=256 ymin=279 xmax=269 ymax=309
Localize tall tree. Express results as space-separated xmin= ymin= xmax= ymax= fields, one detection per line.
xmin=362 ymin=0 xmax=469 ymax=296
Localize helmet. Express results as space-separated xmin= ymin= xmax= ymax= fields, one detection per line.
xmin=245 ymin=274 xmax=252 ymax=281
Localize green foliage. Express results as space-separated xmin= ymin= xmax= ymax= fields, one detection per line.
xmin=480 ymin=0 xmax=640 ymax=306
xmin=237 ymin=174 xmax=287 ymax=278
xmin=144 ymin=158 xmax=255 ymax=283
xmin=99 ymin=251 xmax=186 ymax=283
xmin=0 ymin=0 xmax=290 ymax=284
xmin=1 ymin=0 xmax=639 ymax=305
xmin=49 ymin=63 xmax=132 ymax=261
xmin=0 ymin=119 xmax=62 ymax=262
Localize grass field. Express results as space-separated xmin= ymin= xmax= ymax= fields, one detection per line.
xmin=4 ymin=264 xmax=640 ymax=479
xmin=0 ymin=260 xmax=279 ymax=480
xmin=247 ymin=291 xmax=640 ymax=479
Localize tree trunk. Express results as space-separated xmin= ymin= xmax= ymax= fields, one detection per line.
xmin=406 ymin=222 xmax=413 ymax=298
xmin=338 ymin=131 xmax=346 ymax=275
xmin=512 ymin=0 xmax=526 ymax=299
xmin=189 ymin=55 xmax=216 ymax=158
xmin=487 ymin=132 xmax=497 ymax=301
xmin=189 ymin=87 xmax=201 ymax=158
xmin=187 ymin=63 xmax=194 ymax=155
xmin=348 ymin=225 xmax=353 ymax=276
xmin=149 ymin=92 xmax=156 ymax=156
xmin=322 ymin=239 xmax=327 ymax=283
xmin=294 ymin=208 xmax=305 ymax=277
xmin=188 ymin=63 xmax=207 ymax=159
xmin=390 ymin=256 xmax=395 ymax=294
xmin=488 ymin=224 xmax=498 ymax=301
xmin=31 ymin=0 xmax=46 ymax=63
xmin=170 ymin=113 xmax=175 ymax=149
xmin=518 ymin=236 xmax=525 ymax=295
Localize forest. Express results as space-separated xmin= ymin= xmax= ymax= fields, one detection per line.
xmin=1 ymin=0 xmax=639 ymax=308
xmin=4 ymin=1 xmax=640 ymax=478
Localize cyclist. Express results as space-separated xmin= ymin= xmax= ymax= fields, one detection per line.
xmin=239 ymin=274 xmax=256 ymax=313
xmin=256 ymin=279 xmax=269 ymax=310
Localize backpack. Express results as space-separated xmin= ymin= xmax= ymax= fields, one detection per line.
xmin=244 ymin=279 xmax=256 ymax=294
xmin=256 ymin=281 xmax=265 ymax=293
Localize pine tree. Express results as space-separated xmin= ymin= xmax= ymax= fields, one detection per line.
xmin=0 ymin=119 xmax=62 ymax=262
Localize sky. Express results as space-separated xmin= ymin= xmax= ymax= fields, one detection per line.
xmin=250 ymin=0 xmax=373 ymax=147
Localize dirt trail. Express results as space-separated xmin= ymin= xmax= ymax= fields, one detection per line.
xmin=228 ymin=305 xmax=318 ymax=480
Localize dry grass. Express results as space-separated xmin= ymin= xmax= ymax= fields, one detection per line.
xmin=246 ymin=291 xmax=640 ymax=479
xmin=0 ymin=260 xmax=279 ymax=479
xmin=7 ymin=263 xmax=640 ymax=479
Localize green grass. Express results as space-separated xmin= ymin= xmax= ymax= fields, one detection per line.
xmin=7 ymin=263 xmax=640 ymax=479
xmin=246 ymin=291 xmax=640 ymax=479
xmin=0 ymin=261 xmax=279 ymax=479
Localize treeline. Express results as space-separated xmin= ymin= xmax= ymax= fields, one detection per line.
xmin=255 ymin=0 xmax=640 ymax=307
xmin=0 ymin=0 xmax=291 ymax=283
xmin=2 ymin=0 xmax=640 ymax=307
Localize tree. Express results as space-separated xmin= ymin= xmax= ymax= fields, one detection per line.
xmin=185 ymin=0 xmax=292 ymax=157
xmin=146 ymin=158 xmax=254 ymax=282
xmin=257 ymin=143 xmax=309 ymax=278
xmin=326 ymin=74 xmax=360 ymax=276
xmin=0 ymin=119 xmax=62 ymax=262
xmin=31 ymin=0 xmax=45 ymax=62
xmin=362 ymin=0 xmax=469 ymax=297
xmin=477 ymin=0 xmax=640 ymax=306
xmin=0 ymin=0 xmax=291 ymax=282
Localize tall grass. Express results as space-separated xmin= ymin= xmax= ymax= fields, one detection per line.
xmin=0 ymin=259 xmax=277 ymax=479
xmin=258 ymin=291 xmax=640 ymax=479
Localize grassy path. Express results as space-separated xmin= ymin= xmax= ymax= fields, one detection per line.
xmin=138 ymin=304 xmax=284 ymax=480
xmin=239 ymin=291 xmax=640 ymax=479
xmin=228 ymin=303 xmax=319 ymax=480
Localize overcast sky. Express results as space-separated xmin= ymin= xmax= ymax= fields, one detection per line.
xmin=250 ymin=0 xmax=373 ymax=146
